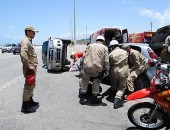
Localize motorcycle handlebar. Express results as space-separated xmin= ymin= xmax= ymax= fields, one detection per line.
xmin=156 ymin=83 xmax=170 ymax=91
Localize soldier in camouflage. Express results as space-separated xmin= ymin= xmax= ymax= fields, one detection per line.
xmin=160 ymin=35 xmax=170 ymax=63
xmin=123 ymin=45 xmax=147 ymax=93
xmin=109 ymin=40 xmax=129 ymax=109
xmin=20 ymin=26 xmax=39 ymax=113
xmin=79 ymin=35 xmax=109 ymax=104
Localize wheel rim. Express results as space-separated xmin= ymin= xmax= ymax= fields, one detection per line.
xmin=131 ymin=107 xmax=164 ymax=129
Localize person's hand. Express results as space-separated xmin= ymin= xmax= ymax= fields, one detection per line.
xmin=29 ymin=65 xmax=36 ymax=71
xmin=105 ymin=70 xmax=109 ymax=76
xmin=103 ymin=68 xmax=109 ymax=77
xmin=75 ymin=58 xmax=78 ymax=62
xmin=129 ymin=68 xmax=132 ymax=72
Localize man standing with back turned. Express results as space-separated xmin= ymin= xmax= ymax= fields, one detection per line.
xmin=109 ymin=40 xmax=129 ymax=109
xmin=79 ymin=35 xmax=109 ymax=104
xmin=20 ymin=26 xmax=39 ymax=113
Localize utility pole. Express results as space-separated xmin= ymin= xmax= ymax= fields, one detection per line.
xmin=150 ymin=22 xmax=152 ymax=32
xmin=74 ymin=0 xmax=76 ymax=45
xmin=70 ymin=19 xmax=73 ymax=41
xmin=86 ymin=25 xmax=87 ymax=40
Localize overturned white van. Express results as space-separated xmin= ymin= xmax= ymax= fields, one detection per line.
xmin=44 ymin=38 xmax=71 ymax=71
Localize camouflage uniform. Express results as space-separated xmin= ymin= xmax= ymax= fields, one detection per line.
xmin=127 ymin=49 xmax=147 ymax=92
xmin=109 ymin=47 xmax=129 ymax=99
xmin=165 ymin=35 xmax=170 ymax=45
xmin=160 ymin=35 xmax=170 ymax=63
xmin=20 ymin=36 xmax=38 ymax=102
xmin=80 ymin=41 xmax=109 ymax=96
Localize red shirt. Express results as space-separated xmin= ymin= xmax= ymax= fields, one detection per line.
xmin=73 ymin=51 xmax=84 ymax=61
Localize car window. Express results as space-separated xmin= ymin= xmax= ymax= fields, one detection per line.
xmin=130 ymin=46 xmax=141 ymax=53
xmin=6 ymin=44 xmax=10 ymax=47
xmin=12 ymin=44 xmax=17 ymax=47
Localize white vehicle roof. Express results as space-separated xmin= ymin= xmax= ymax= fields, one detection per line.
xmin=119 ymin=43 xmax=157 ymax=60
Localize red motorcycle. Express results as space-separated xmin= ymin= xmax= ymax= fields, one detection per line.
xmin=126 ymin=59 xmax=170 ymax=129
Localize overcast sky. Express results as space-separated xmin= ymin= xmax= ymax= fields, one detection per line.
xmin=0 ymin=0 xmax=170 ymax=44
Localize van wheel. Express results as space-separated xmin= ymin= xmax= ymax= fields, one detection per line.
xmin=47 ymin=69 xmax=51 ymax=73
xmin=134 ymin=74 xmax=149 ymax=91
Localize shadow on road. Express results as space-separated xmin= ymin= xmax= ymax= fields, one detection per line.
xmin=42 ymin=65 xmax=70 ymax=74
xmin=78 ymin=98 xmax=108 ymax=106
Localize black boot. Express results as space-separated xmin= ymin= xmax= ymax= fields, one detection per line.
xmin=21 ymin=101 xmax=36 ymax=114
xmin=113 ymin=98 xmax=123 ymax=109
xmin=78 ymin=93 xmax=88 ymax=105
xmin=78 ymin=93 xmax=88 ymax=99
xmin=90 ymin=95 xmax=102 ymax=104
xmin=30 ymin=97 xmax=39 ymax=106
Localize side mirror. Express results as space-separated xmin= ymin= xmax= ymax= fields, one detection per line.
xmin=148 ymin=59 xmax=156 ymax=67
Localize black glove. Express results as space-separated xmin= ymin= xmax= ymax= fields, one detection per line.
xmin=98 ymin=69 xmax=109 ymax=80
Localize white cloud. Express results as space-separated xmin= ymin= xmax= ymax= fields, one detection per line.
xmin=140 ymin=8 xmax=161 ymax=19
xmin=139 ymin=7 xmax=170 ymax=27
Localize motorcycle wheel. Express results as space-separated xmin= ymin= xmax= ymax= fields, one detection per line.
xmin=128 ymin=102 xmax=165 ymax=129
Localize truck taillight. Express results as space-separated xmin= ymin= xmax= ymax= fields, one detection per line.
xmin=147 ymin=48 xmax=158 ymax=59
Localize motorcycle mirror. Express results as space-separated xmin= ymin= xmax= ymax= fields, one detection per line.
xmin=148 ymin=59 xmax=156 ymax=67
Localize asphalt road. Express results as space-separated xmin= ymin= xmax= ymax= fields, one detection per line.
xmin=0 ymin=45 xmax=158 ymax=130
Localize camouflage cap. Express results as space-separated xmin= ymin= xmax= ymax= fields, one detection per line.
xmin=24 ymin=26 xmax=38 ymax=32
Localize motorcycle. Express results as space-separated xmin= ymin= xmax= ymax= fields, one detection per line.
xmin=126 ymin=59 xmax=170 ymax=129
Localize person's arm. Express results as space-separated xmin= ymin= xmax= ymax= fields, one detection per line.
xmin=104 ymin=47 xmax=110 ymax=73
xmin=20 ymin=41 xmax=35 ymax=70
xmin=73 ymin=56 xmax=78 ymax=64
xmin=160 ymin=47 xmax=168 ymax=60
xmin=20 ymin=41 xmax=30 ymax=68
xmin=164 ymin=35 xmax=170 ymax=45
xmin=131 ymin=52 xmax=140 ymax=71
xmin=72 ymin=52 xmax=78 ymax=64
xmin=160 ymin=36 xmax=170 ymax=61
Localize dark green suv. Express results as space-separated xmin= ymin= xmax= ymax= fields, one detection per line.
xmin=149 ymin=25 xmax=170 ymax=56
